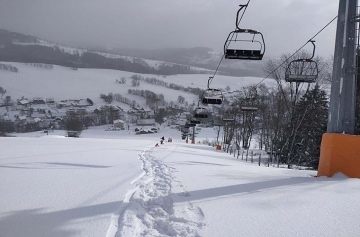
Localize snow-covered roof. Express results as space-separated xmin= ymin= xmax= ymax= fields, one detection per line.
xmin=18 ymin=99 xmax=30 ymax=105
xmin=113 ymin=119 xmax=125 ymax=124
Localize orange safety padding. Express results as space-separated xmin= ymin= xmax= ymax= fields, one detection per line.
xmin=216 ymin=145 xmax=222 ymax=150
xmin=318 ymin=133 xmax=360 ymax=178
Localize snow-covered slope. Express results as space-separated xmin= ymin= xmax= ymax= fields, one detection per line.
xmin=1 ymin=127 xmax=359 ymax=237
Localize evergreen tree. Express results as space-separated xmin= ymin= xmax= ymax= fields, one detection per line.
xmin=291 ymin=84 xmax=328 ymax=169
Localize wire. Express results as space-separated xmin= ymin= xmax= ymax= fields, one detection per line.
xmin=236 ymin=0 xmax=251 ymax=28
xmin=270 ymin=11 xmax=337 ymax=160
xmin=254 ymin=15 xmax=338 ymax=87
xmin=208 ymin=0 xmax=251 ymax=88
xmin=257 ymin=14 xmax=337 ymax=114
xmin=208 ymin=54 xmax=225 ymax=86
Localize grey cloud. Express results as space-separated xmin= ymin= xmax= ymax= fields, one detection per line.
xmin=0 ymin=0 xmax=338 ymax=58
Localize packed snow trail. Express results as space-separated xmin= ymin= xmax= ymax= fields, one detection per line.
xmin=116 ymin=148 xmax=204 ymax=237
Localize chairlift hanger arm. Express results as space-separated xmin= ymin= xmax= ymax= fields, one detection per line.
xmin=207 ymin=76 xmax=213 ymax=88
xmin=235 ymin=0 xmax=251 ymax=30
xmin=308 ymin=40 xmax=316 ymax=60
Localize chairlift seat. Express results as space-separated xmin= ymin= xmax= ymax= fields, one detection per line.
xmin=284 ymin=41 xmax=318 ymax=83
xmin=225 ymin=49 xmax=263 ymax=60
xmin=202 ymin=97 xmax=222 ymax=105
xmin=241 ymin=107 xmax=258 ymax=112
xmin=222 ymin=118 xmax=235 ymax=122
xmin=190 ymin=119 xmax=201 ymax=125
xmin=194 ymin=113 xmax=208 ymax=119
xmin=285 ymin=74 xmax=317 ymax=83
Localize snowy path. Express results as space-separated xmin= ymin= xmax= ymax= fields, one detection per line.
xmin=117 ymin=148 xmax=204 ymax=237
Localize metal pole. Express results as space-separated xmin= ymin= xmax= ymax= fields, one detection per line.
xmin=327 ymin=0 xmax=357 ymax=134
xmin=192 ymin=126 xmax=195 ymax=144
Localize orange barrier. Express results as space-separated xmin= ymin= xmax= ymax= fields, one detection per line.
xmin=318 ymin=133 xmax=360 ymax=178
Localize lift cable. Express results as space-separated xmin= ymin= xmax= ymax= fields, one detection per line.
xmin=264 ymin=15 xmax=338 ymax=160
xmin=254 ymin=15 xmax=338 ymax=88
xmin=208 ymin=0 xmax=251 ymax=87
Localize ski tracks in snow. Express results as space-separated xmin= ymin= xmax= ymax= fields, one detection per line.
xmin=115 ymin=148 xmax=204 ymax=237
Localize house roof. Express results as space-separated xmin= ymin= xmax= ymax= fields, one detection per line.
xmin=18 ymin=99 xmax=30 ymax=105
xmin=113 ymin=119 xmax=125 ymax=124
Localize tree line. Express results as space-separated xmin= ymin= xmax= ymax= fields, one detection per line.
xmin=214 ymin=51 xmax=331 ymax=170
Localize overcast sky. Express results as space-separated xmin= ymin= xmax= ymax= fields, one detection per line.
xmin=0 ymin=0 xmax=339 ymax=58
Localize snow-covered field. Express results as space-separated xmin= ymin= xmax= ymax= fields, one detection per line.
xmin=1 ymin=126 xmax=360 ymax=237
xmin=0 ymin=61 xmax=275 ymax=108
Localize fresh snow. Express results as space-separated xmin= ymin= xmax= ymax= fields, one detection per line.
xmin=1 ymin=126 xmax=360 ymax=237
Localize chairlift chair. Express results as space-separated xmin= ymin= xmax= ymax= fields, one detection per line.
xmin=185 ymin=122 xmax=196 ymax=128
xmin=224 ymin=29 xmax=265 ymax=60
xmin=222 ymin=114 xmax=235 ymax=123
xmin=193 ymin=107 xmax=209 ymax=119
xmin=285 ymin=40 xmax=319 ymax=83
xmin=224 ymin=2 xmax=265 ymax=60
xmin=241 ymin=106 xmax=258 ymax=112
xmin=222 ymin=118 xmax=235 ymax=123
xmin=190 ymin=118 xmax=201 ymax=125
xmin=202 ymin=88 xmax=223 ymax=105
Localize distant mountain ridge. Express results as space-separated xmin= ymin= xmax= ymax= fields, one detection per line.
xmin=0 ymin=29 xmax=264 ymax=76
xmin=100 ymin=47 xmax=265 ymax=77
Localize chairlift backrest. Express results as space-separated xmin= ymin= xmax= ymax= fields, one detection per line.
xmin=241 ymin=106 xmax=258 ymax=112
xmin=222 ymin=118 xmax=235 ymax=122
xmin=202 ymin=97 xmax=222 ymax=105
xmin=190 ymin=118 xmax=201 ymax=125
xmin=194 ymin=113 xmax=208 ymax=119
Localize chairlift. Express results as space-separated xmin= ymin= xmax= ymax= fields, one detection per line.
xmin=202 ymin=88 xmax=223 ymax=105
xmin=193 ymin=107 xmax=209 ymax=119
xmin=222 ymin=114 xmax=235 ymax=123
xmin=222 ymin=118 xmax=235 ymax=123
xmin=201 ymin=77 xmax=224 ymax=105
xmin=224 ymin=29 xmax=265 ymax=60
xmin=190 ymin=118 xmax=201 ymax=125
xmin=185 ymin=122 xmax=196 ymax=128
xmin=241 ymin=106 xmax=258 ymax=112
xmin=285 ymin=40 xmax=319 ymax=83
xmin=224 ymin=4 xmax=265 ymax=60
